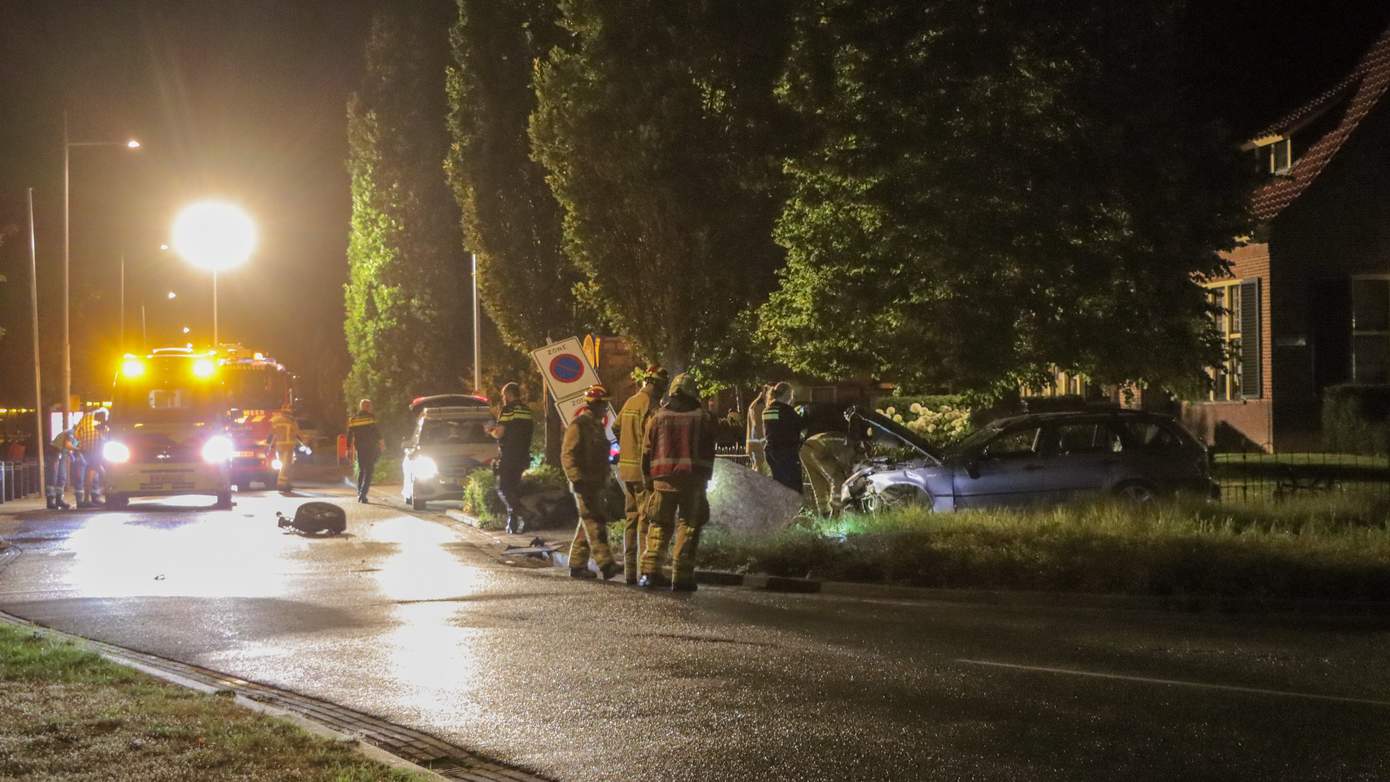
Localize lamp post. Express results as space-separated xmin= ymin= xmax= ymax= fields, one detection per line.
xmin=63 ymin=111 xmax=140 ymax=427
xmin=170 ymin=201 xmax=256 ymax=347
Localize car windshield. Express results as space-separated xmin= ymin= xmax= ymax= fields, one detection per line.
xmin=419 ymin=418 xmax=490 ymax=445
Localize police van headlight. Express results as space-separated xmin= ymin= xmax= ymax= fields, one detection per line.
xmin=413 ymin=456 xmax=439 ymax=480
xmin=271 ymin=457 xmax=284 ymax=471
xmin=201 ymin=435 xmax=234 ymax=464
xmin=103 ymin=441 xmax=131 ymax=464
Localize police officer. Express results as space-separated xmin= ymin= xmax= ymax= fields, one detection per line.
xmin=346 ymin=399 xmax=383 ymax=503
xmin=615 ymin=365 xmax=668 ymax=584
xmin=269 ymin=404 xmax=306 ymax=493
xmin=486 ymin=382 xmax=534 ymax=534
xmin=562 ymin=385 xmax=619 ymax=580
xmin=640 ymin=373 xmax=716 ymax=592
xmin=762 ymin=382 xmax=804 ymax=492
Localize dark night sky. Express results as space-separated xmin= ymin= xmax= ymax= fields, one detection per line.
xmin=1 ymin=0 xmax=1389 ymax=411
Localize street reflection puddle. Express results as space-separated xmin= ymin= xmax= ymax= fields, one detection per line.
xmin=61 ymin=514 xmax=289 ymax=598
xmin=371 ymin=515 xmax=484 ymax=602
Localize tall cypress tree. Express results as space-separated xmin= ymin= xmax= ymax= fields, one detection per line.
xmin=445 ymin=0 xmax=581 ymax=356
xmin=344 ymin=2 xmax=468 ymax=437
xmin=530 ymin=0 xmax=795 ymax=374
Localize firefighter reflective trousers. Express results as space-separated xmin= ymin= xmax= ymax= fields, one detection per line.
xmin=642 ymin=477 xmax=708 ymax=587
xmin=569 ymin=480 xmax=615 ymax=571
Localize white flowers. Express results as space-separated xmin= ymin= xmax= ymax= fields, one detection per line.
xmin=876 ymin=401 xmax=973 ymax=446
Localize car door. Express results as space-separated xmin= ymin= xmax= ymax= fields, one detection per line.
xmin=1047 ymin=418 xmax=1125 ymax=502
xmin=953 ymin=424 xmax=1051 ymax=508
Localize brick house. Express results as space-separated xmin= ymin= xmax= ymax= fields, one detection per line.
xmin=1181 ymin=26 xmax=1390 ymax=452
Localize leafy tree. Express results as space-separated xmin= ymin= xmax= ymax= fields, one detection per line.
xmin=445 ymin=0 xmax=582 ymax=356
xmin=344 ymin=2 xmax=469 ymax=437
xmin=530 ymin=0 xmax=795 ymax=373
xmin=760 ymin=0 xmax=1252 ymax=395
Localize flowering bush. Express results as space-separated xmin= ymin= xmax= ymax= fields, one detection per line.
xmin=876 ymin=400 xmax=974 ymax=447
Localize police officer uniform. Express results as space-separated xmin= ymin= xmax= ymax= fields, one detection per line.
xmin=492 ymin=390 xmax=534 ymax=534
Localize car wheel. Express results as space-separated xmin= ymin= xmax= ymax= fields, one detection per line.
xmin=864 ymin=485 xmax=924 ymax=514
xmin=1114 ymin=481 xmax=1157 ymax=504
xmin=412 ymin=496 xmax=427 ymax=511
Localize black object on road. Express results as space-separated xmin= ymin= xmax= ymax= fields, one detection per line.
xmin=276 ymin=502 xmax=347 ymax=536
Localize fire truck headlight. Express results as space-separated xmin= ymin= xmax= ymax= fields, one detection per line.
xmin=192 ymin=358 xmax=216 ymax=379
xmin=413 ymin=456 xmax=438 ymax=480
xmin=201 ymin=435 xmax=233 ymax=463
xmin=121 ymin=358 xmax=145 ymax=378
xmin=103 ymin=441 xmax=131 ymax=464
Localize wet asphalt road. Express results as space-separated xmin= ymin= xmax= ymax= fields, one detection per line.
xmin=1 ymin=489 xmax=1388 ymax=781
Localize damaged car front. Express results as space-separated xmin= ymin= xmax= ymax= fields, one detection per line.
xmin=840 ymin=408 xmax=957 ymax=513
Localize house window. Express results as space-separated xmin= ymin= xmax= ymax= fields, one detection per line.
xmin=1206 ymin=282 xmax=1243 ymax=401
xmin=1270 ymin=137 xmax=1292 ymax=174
xmin=1352 ymin=277 xmax=1390 ymax=384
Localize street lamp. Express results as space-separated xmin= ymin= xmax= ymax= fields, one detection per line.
xmin=170 ymin=201 xmax=256 ymax=347
xmin=63 ymin=111 xmax=140 ymax=427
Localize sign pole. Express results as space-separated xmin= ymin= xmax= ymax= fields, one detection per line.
xmin=27 ymin=188 xmax=46 ymax=486
xmin=472 ymin=252 xmax=482 ymax=393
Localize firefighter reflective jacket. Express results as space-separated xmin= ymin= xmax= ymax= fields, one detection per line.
xmin=762 ymin=400 xmax=803 ymax=451
xmin=615 ymin=388 xmax=658 ymax=483
xmin=561 ymin=406 xmax=610 ymax=485
xmin=643 ymin=396 xmax=716 ymax=484
xmin=270 ymin=411 xmax=301 ymax=449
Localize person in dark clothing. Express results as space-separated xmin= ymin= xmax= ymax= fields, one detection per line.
xmin=486 ymin=382 xmax=534 ymax=534
xmin=762 ymin=382 xmax=804 ymax=492
xmin=346 ymin=399 xmax=383 ymax=503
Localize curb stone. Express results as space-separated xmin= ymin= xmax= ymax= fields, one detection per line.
xmin=0 ymin=611 xmax=556 ymax=782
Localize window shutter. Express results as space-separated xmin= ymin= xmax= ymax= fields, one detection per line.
xmin=1240 ymin=279 xmax=1261 ymax=399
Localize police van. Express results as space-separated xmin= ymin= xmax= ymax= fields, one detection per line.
xmin=401 ymin=394 xmax=496 ymax=510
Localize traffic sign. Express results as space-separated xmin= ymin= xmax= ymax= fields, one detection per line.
xmin=531 ymin=337 xmax=601 ymax=403
xmin=554 ymin=394 xmax=618 ymax=452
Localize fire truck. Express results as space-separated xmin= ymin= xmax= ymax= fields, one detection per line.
xmin=217 ymin=345 xmax=294 ymax=490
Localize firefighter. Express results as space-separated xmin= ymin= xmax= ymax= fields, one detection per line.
xmin=45 ymin=412 xmax=77 ymax=511
xmin=640 ymin=372 xmax=716 ymax=592
xmin=615 ymin=365 xmax=669 ymax=584
xmin=762 ymin=382 xmax=804 ymax=492
xmin=72 ymin=408 xmax=108 ymax=508
xmin=347 ymin=399 xmax=383 ymax=503
xmin=745 ymin=385 xmax=770 ymax=475
xmin=486 ymin=382 xmax=534 ymax=534
xmin=561 ymin=385 xmax=619 ymax=580
xmin=801 ymin=429 xmax=858 ymax=517
xmin=269 ymin=404 xmax=305 ymax=492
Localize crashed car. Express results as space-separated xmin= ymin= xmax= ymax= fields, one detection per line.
xmin=842 ymin=408 xmax=1217 ymax=512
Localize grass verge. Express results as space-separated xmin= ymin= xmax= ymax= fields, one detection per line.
xmin=0 ymin=623 xmax=427 ymax=781
xmin=696 ymin=495 xmax=1390 ymax=602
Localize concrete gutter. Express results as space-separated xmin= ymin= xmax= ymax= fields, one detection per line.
xmin=0 ymin=611 xmax=554 ymax=782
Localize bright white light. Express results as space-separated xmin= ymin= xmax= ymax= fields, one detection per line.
xmin=181 ymin=326 xmax=190 ymax=334
xmin=413 ymin=456 xmax=438 ymax=480
xmin=103 ymin=441 xmax=131 ymax=464
xmin=167 ymin=291 xmax=177 ymax=300
xmin=126 ymin=139 xmax=141 ymax=149
xmin=201 ymin=435 xmax=233 ymax=463
xmin=171 ymin=201 xmax=257 ymax=272
xmin=271 ymin=457 xmax=284 ymax=471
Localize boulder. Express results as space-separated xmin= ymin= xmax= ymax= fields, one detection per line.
xmin=706 ymin=458 xmax=803 ymax=534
